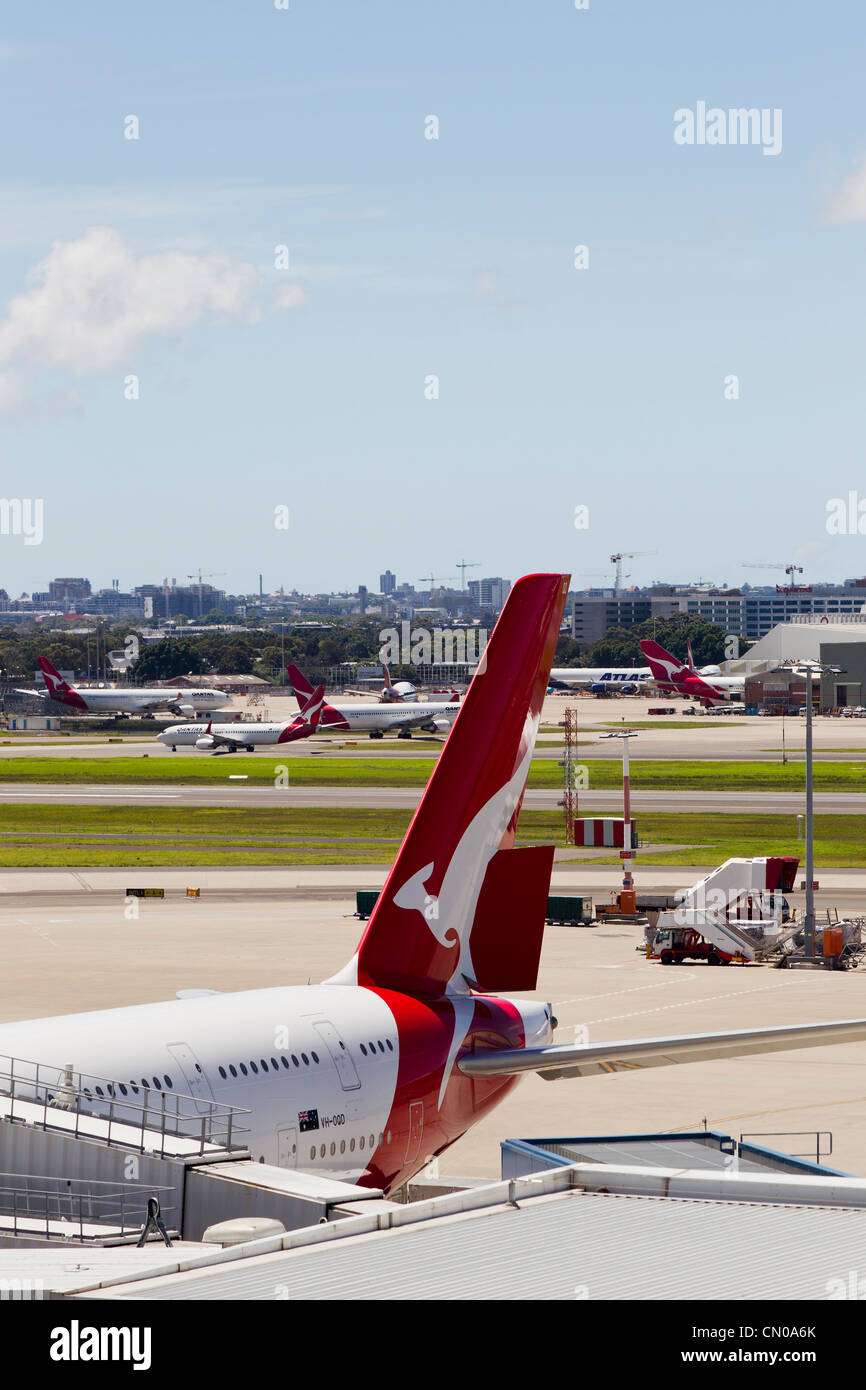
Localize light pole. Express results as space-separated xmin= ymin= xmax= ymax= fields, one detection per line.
xmin=600 ymin=729 xmax=638 ymax=906
xmin=783 ymin=660 xmax=843 ymax=959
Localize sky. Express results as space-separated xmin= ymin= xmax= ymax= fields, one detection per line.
xmin=1 ymin=0 xmax=866 ymax=598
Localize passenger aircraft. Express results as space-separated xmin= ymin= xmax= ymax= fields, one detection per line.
xmin=548 ymin=665 xmax=652 ymax=694
xmin=157 ymin=684 xmax=325 ymax=753
xmin=18 ymin=657 xmax=229 ymax=716
xmin=639 ymin=639 xmax=744 ymax=705
xmin=343 ymin=663 xmax=461 ymax=704
xmin=2 ymin=574 xmax=864 ymax=1196
xmin=288 ymin=664 xmax=459 ymax=739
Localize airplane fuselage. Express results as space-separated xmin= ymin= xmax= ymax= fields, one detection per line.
xmin=0 ymin=985 xmax=550 ymax=1193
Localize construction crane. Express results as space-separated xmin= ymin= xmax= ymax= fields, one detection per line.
xmin=609 ymin=551 xmax=658 ymax=598
xmin=742 ymin=562 xmax=805 ymax=591
xmin=417 ymin=574 xmax=456 ymax=590
xmin=188 ymin=570 xmax=227 ymax=619
xmin=455 ymin=560 xmax=479 ymax=590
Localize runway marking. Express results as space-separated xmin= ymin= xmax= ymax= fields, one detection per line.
xmin=0 ymin=793 xmax=182 ymax=800
xmin=555 ymin=979 xmax=695 ymax=1007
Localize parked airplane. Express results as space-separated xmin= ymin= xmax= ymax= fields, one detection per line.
xmin=548 ymin=666 xmax=652 ymax=694
xmin=17 ymin=657 xmax=229 ymax=716
xmin=639 ymin=639 xmax=744 ymax=705
xmin=288 ymin=663 xmax=459 ymax=739
xmin=343 ymin=663 xmax=461 ymax=704
xmin=157 ymin=684 xmax=325 ymax=753
xmin=2 ymin=574 xmax=863 ymax=1196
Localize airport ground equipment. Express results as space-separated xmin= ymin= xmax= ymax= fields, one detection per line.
xmin=645 ymin=856 xmax=800 ymax=965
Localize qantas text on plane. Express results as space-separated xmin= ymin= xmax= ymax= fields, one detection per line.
xmin=2 ymin=576 xmax=864 ymax=1195
xmin=18 ymin=657 xmax=228 ymax=716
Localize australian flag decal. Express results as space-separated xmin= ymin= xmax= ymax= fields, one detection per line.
xmin=298 ymin=1108 xmax=319 ymax=1133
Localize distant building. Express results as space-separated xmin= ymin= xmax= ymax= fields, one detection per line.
xmin=358 ymin=585 xmax=368 ymax=615
xmin=468 ymin=577 xmax=511 ymax=612
xmin=380 ymin=570 xmax=397 ymax=596
xmin=49 ymin=577 xmax=91 ymax=606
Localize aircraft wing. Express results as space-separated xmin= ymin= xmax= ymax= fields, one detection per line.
xmin=457 ymin=1017 xmax=866 ymax=1081
xmin=382 ymin=710 xmax=450 ymax=732
xmin=13 ymin=688 xmax=45 ymax=698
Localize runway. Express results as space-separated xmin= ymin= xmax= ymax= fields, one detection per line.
xmin=0 ymin=782 xmax=861 ymax=813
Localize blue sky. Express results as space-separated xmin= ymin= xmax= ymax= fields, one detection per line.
xmin=1 ymin=1 xmax=866 ymax=598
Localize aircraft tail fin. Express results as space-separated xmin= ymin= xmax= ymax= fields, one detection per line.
xmin=332 ymin=574 xmax=570 ymax=996
xmin=639 ymin=639 xmax=692 ymax=685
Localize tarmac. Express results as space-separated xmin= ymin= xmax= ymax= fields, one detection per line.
xmin=2 ymin=869 xmax=866 ymax=1180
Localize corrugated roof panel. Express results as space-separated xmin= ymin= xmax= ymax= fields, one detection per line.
xmin=112 ymin=1190 xmax=866 ymax=1301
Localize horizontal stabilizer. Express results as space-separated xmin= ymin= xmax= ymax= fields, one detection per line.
xmin=458 ymin=1017 xmax=866 ymax=1080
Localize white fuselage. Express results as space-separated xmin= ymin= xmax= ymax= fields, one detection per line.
xmin=317 ymin=702 xmax=461 ymax=734
xmin=549 ymin=668 xmax=652 ymax=688
xmin=0 ymin=986 xmax=398 ymax=1184
xmin=61 ymin=687 xmax=228 ymax=714
xmin=158 ymin=721 xmax=295 ymax=748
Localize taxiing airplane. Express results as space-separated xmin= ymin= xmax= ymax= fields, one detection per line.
xmin=2 ymin=574 xmax=863 ymax=1195
xmin=639 ymin=639 xmax=744 ymax=706
xmin=17 ymin=657 xmax=229 ymax=717
xmin=157 ymin=683 xmax=325 ymax=753
xmin=288 ymin=664 xmax=459 ymax=739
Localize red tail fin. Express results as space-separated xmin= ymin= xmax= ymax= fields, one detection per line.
xmin=639 ymin=639 xmax=691 ymax=684
xmin=300 ymin=683 xmax=325 ymax=729
xmin=286 ymin=663 xmax=315 ymax=708
xmin=332 ymin=574 xmax=570 ymax=996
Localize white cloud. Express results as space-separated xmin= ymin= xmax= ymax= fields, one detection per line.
xmin=0 ymin=227 xmax=304 ymax=402
xmin=825 ymin=158 xmax=866 ymax=224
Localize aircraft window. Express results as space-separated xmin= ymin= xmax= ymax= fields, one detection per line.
xmin=239 ymin=1063 xmax=248 ymax=1076
xmin=378 ymin=1133 xmax=384 ymax=1146
xmin=291 ymin=1055 xmax=299 ymax=1067
xmin=387 ymin=1130 xmax=392 ymax=1144
xmin=330 ymin=1142 xmax=336 ymax=1156
xmin=119 ymin=1084 xmax=128 ymax=1096
xmin=310 ymin=1147 xmax=316 ymax=1161
xmin=260 ymin=1059 xmax=268 ymax=1071
xmin=311 ymin=1051 xmax=319 ymax=1064
xmin=386 ymin=1039 xmax=394 ymax=1052
xmin=141 ymin=1079 xmax=149 ymax=1089
xmin=130 ymin=1083 xmax=139 ymax=1094
xmin=359 ymin=1136 xmax=365 ymax=1149
xmin=153 ymin=1077 xmax=162 ymax=1090
xmin=164 ymin=1075 xmax=173 ymax=1089
xmin=319 ymin=1144 xmax=325 ymax=1158
xmin=83 ymin=1088 xmax=92 ymax=1100
xmin=219 ymin=1066 xmax=227 ymax=1079
xmin=377 ymin=1041 xmax=385 ymax=1053
xmin=350 ymin=1138 xmax=356 ymax=1152
xmin=369 ymin=1041 xmax=375 ymax=1053
xmin=95 ymin=1086 xmax=104 ymax=1097
xmin=339 ymin=1041 xmax=346 ymax=1051
xmin=195 ymin=1063 xmax=202 ymax=1073
xmin=360 ymin=1044 xmax=367 ymax=1056
xmin=369 ymin=1135 xmax=375 ymax=1148
xmin=250 ymin=1061 xmax=258 ymax=1074
xmin=271 ymin=1057 xmax=279 ymax=1069
xmin=229 ymin=1064 xmax=237 ymax=1078
xmin=280 ymin=1056 xmax=289 ymax=1069
xmin=301 ymin=1053 xmax=309 ymax=1066
xmin=340 ymin=1140 xmax=346 ymax=1154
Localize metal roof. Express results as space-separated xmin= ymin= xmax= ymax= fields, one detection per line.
xmin=105 ymin=1187 xmax=866 ymax=1301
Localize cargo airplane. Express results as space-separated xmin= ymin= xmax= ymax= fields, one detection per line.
xmin=18 ymin=657 xmax=229 ymax=717
xmin=157 ymin=683 xmax=325 ymax=753
xmin=2 ymin=574 xmax=864 ymax=1196
xmin=639 ymin=639 xmax=744 ymax=705
xmin=288 ymin=664 xmax=459 ymax=739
